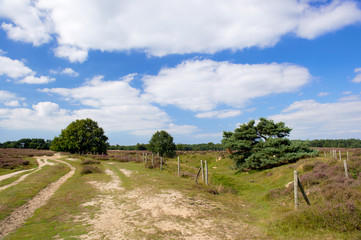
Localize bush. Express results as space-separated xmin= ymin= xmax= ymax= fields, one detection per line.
xmin=81 ymin=165 xmax=102 ymax=174
xmin=302 ymin=163 xmax=314 ymax=172
xmin=81 ymin=159 xmax=100 ymax=165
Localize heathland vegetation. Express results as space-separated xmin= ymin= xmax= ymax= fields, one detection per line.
xmin=0 ymin=118 xmax=360 ymax=238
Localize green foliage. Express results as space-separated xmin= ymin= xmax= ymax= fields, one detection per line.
xmin=303 ymin=138 xmax=361 ymax=148
xmin=0 ymin=138 xmax=51 ymax=149
xmin=81 ymin=165 xmax=102 ymax=174
xmin=222 ymin=118 xmax=316 ymax=170
xmin=148 ymin=130 xmax=176 ymax=158
xmin=50 ymin=118 xmax=108 ymax=154
xmin=176 ymin=142 xmax=224 ymax=151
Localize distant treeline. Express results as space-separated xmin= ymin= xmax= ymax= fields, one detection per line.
xmin=2 ymin=138 xmax=361 ymax=151
xmin=0 ymin=138 xmax=52 ymax=150
xmin=300 ymin=138 xmax=361 ymax=148
xmin=108 ymin=142 xmax=224 ymax=151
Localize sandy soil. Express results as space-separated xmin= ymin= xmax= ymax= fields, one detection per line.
xmin=0 ymin=157 xmax=57 ymax=192
xmin=0 ymin=154 xmax=76 ymax=238
xmin=77 ymin=166 xmax=267 ymax=240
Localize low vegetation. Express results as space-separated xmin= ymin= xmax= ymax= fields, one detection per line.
xmin=0 ymin=149 xmax=53 ymax=172
xmin=1 ymin=146 xmax=360 ymax=239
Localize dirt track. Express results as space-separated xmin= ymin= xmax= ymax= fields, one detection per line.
xmin=0 ymin=157 xmax=56 ymax=192
xmin=0 ymin=155 xmax=75 ymax=238
xmin=76 ymin=163 xmax=267 ymax=240
xmin=0 ymin=157 xmax=268 ymax=239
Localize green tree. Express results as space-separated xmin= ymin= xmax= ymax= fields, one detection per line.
xmin=50 ymin=118 xmax=108 ymax=154
xmin=148 ymin=130 xmax=176 ymax=158
xmin=222 ymin=118 xmax=316 ymax=170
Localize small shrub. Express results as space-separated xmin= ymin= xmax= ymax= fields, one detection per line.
xmin=81 ymin=165 xmax=102 ymax=174
xmin=81 ymin=159 xmax=100 ymax=165
xmin=302 ymin=163 xmax=314 ymax=172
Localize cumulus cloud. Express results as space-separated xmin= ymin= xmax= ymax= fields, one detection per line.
xmin=296 ymin=1 xmax=361 ymax=39
xmin=19 ymin=75 xmax=55 ymax=84
xmin=50 ymin=67 xmax=79 ymax=77
xmin=0 ymin=55 xmax=33 ymax=78
xmin=0 ymin=0 xmax=52 ymax=45
xmin=143 ymin=59 xmax=311 ymax=112
xmin=196 ymin=109 xmax=242 ymax=119
xmin=37 ymin=75 xmax=198 ymax=135
xmin=352 ymin=67 xmax=361 ymax=83
xmin=318 ymin=92 xmax=330 ymax=97
xmin=338 ymin=95 xmax=360 ymax=102
xmin=0 ymin=54 xmax=54 ymax=84
xmin=0 ymin=90 xmax=25 ymax=107
xmin=0 ymin=102 xmax=72 ymax=130
xmin=270 ymin=100 xmax=361 ymax=139
xmin=54 ymin=45 xmax=88 ymax=63
xmin=1 ymin=0 xmax=360 ymax=60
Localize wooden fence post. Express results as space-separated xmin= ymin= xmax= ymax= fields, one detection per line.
xmin=195 ymin=167 xmax=201 ymax=184
xmin=201 ymin=160 xmax=204 ymax=183
xmin=178 ymin=156 xmax=180 ymax=177
xmin=343 ymin=156 xmax=349 ymax=179
xmin=160 ymin=157 xmax=163 ymax=171
xmin=152 ymin=153 xmax=154 ymax=166
xmin=294 ymin=170 xmax=299 ymax=210
xmin=205 ymin=160 xmax=208 ymax=186
xmin=339 ymin=150 xmax=341 ymax=161
xmin=297 ymin=178 xmax=311 ymax=206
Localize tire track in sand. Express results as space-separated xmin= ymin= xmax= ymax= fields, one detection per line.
xmin=0 ymin=158 xmax=76 ymax=238
xmin=0 ymin=158 xmax=55 ymax=192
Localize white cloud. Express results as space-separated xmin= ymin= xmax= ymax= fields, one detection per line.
xmin=54 ymin=45 xmax=88 ymax=63
xmin=0 ymin=0 xmax=52 ymax=46
xmin=318 ymin=92 xmax=330 ymax=97
xmin=0 ymin=102 xmax=72 ymax=130
xmin=296 ymin=1 xmax=361 ymax=39
xmin=19 ymin=75 xmax=55 ymax=84
xmin=352 ymin=67 xmax=361 ymax=83
xmin=270 ymin=100 xmax=361 ymax=139
xmin=37 ymin=75 xmax=198 ymax=135
xmin=1 ymin=1 xmax=360 ymax=60
xmin=143 ymin=59 xmax=311 ymax=112
xmin=4 ymin=100 xmax=21 ymax=107
xmin=0 ymin=90 xmax=25 ymax=107
xmin=61 ymin=67 xmax=79 ymax=77
xmin=342 ymin=91 xmax=352 ymax=95
xmin=0 ymin=54 xmax=54 ymax=84
xmin=50 ymin=67 xmax=79 ymax=77
xmin=196 ymin=109 xmax=242 ymax=119
xmin=0 ymin=55 xmax=33 ymax=78
xmin=338 ymin=95 xmax=360 ymax=102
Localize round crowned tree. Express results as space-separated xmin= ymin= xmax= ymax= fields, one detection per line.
xmin=51 ymin=118 xmax=108 ymax=154
xmin=148 ymin=130 xmax=176 ymax=158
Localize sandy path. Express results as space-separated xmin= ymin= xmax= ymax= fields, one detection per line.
xmin=0 ymin=169 xmax=33 ymax=182
xmin=78 ymin=166 xmax=267 ymax=240
xmin=0 ymin=157 xmax=76 ymax=238
xmin=0 ymin=158 xmax=56 ymax=192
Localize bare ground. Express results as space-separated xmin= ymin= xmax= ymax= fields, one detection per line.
xmin=0 ymin=155 xmax=75 ymax=238
xmin=76 ymin=165 xmax=268 ymax=240
xmin=0 ymin=157 xmax=57 ymax=192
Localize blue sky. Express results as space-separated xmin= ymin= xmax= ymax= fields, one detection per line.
xmin=1 ymin=0 xmax=361 ymax=145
